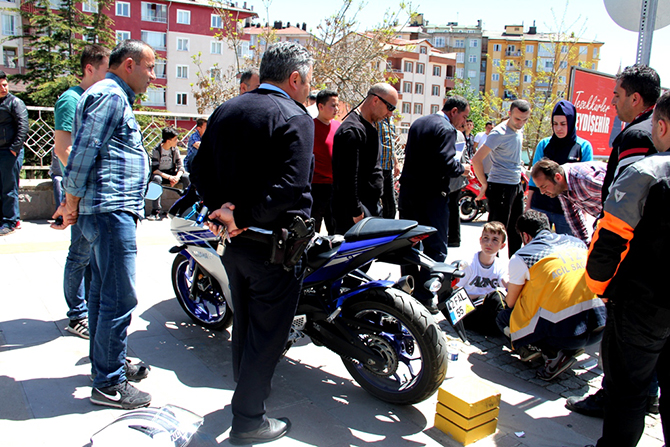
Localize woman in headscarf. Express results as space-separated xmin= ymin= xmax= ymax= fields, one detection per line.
xmin=526 ymin=100 xmax=593 ymax=235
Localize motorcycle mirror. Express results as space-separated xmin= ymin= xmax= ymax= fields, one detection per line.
xmin=145 ymin=182 xmax=163 ymax=201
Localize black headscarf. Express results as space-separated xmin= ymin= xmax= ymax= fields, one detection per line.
xmin=545 ymin=100 xmax=578 ymax=157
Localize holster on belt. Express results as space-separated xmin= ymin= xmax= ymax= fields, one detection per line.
xmin=269 ymin=216 xmax=315 ymax=270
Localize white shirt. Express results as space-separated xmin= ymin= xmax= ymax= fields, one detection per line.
xmin=457 ymin=251 xmax=509 ymax=306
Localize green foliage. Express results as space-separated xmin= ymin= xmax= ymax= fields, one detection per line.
xmin=448 ymin=78 xmax=487 ymax=134
xmin=11 ymin=0 xmax=114 ymax=106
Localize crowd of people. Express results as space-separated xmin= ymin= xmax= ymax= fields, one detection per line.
xmin=0 ymin=36 xmax=657 ymax=446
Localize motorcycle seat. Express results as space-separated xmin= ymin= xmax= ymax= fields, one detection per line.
xmin=343 ymin=217 xmax=417 ymax=242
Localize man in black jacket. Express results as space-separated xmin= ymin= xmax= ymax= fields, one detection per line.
xmin=190 ymin=42 xmax=314 ymax=445
xmin=0 ymin=70 xmax=28 ymax=236
xmin=398 ymin=95 xmax=471 ymax=309
xmin=331 ymin=83 xmax=398 ymax=234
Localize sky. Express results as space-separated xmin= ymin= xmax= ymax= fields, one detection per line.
xmin=249 ymin=0 xmax=670 ymax=86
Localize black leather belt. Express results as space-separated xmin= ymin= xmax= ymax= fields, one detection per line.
xmin=239 ymin=230 xmax=273 ymax=245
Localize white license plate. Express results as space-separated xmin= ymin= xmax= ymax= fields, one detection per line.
xmin=445 ymin=288 xmax=476 ymax=325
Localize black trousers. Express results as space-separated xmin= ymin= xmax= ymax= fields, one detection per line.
xmin=398 ymin=189 xmax=449 ymax=302
xmin=311 ymin=183 xmax=334 ymax=234
xmin=487 ymin=181 xmax=524 ymax=257
xmin=596 ymin=302 xmax=670 ymax=447
xmin=447 ymin=189 xmax=461 ymax=246
xmin=381 ymin=169 xmax=396 ymax=219
xmin=222 ymin=239 xmax=302 ymax=432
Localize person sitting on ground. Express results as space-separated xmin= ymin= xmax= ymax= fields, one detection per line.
xmin=148 ymin=126 xmax=190 ymax=220
xmin=456 ymin=221 xmax=509 ymax=335
xmin=496 ymin=210 xmax=607 ymax=381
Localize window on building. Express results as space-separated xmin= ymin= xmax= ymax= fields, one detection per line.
xmin=210 ymin=67 xmax=221 ymax=81
xmin=526 ymin=45 xmax=534 ymax=53
xmin=456 ymin=53 xmax=464 ymax=63
xmin=591 ymin=62 xmax=596 ymax=69
xmin=3 ymin=48 xmax=16 ymax=68
xmin=560 ymin=60 xmax=568 ymax=69
xmin=431 ymin=105 xmax=439 ymax=114
xmin=116 ymin=30 xmax=130 ymax=44
xmin=492 ymin=73 xmax=499 ymax=82
xmin=177 ymin=38 xmax=189 ymax=51
xmin=116 ymin=1 xmax=130 ymax=17
xmin=538 ymin=43 xmax=556 ymax=57
xmin=456 ymin=67 xmax=464 ymax=78
xmin=1 ymin=14 xmax=16 ymax=36
xmin=82 ymin=0 xmax=98 ymax=13
xmin=417 ymin=63 xmax=424 ymax=74
xmin=141 ymin=31 xmax=166 ymax=50
xmin=236 ymin=41 xmax=252 ymax=59
xmin=403 ymin=81 xmax=412 ymax=93
xmin=176 ymin=93 xmax=188 ymax=106
xmin=434 ymin=36 xmax=445 ymax=47
xmin=561 ymin=45 xmax=568 ymax=54
xmin=523 ymin=74 xmax=532 ymax=83
xmin=211 ymin=14 xmax=222 ymax=29
xmin=524 ymin=59 xmax=533 ymax=68
xmin=50 ymin=0 xmax=62 ymax=8
xmin=419 ymin=46 xmax=427 ymax=54
xmin=211 ymin=41 xmax=222 ymax=54
xmin=492 ymin=59 xmax=500 ymax=67
xmin=415 ymin=83 xmax=423 ymax=94
xmin=141 ymin=2 xmax=166 ymax=22
xmin=400 ymin=123 xmax=410 ymax=134
xmin=84 ymin=27 xmax=98 ymax=43
xmin=431 ymin=85 xmax=440 ymax=96
xmin=454 ymin=39 xmax=464 ymax=48
xmin=402 ymin=102 xmax=411 ymax=114
xmin=176 ymin=9 xmax=190 ymax=24
xmin=593 ymin=47 xmax=599 ymax=58
xmin=176 ymin=65 xmax=188 ymax=79
xmin=154 ymin=60 xmax=166 ymax=78
xmin=579 ymin=46 xmax=587 ymax=55
xmin=559 ymin=75 xmax=566 ymax=84
xmin=433 ymin=65 xmax=441 ymax=77
xmin=468 ymin=54 xmax=477 ymax=63
xmin=468 ymin=70 xmax=476 ymax=78
xmin=145 ymin=86 xmax=166 ymax=106
xmin=493 ymin=44 xmax=501 ymax=52
xmin=506 ymin=60 xmax=515 ymax=69
xmin=404 ymin=61 xmax=413 ymax=72
xmin=414 ymin=103 xmax=423 ymax=114
xmin=469 ymin=39 xmax=479 ymax=48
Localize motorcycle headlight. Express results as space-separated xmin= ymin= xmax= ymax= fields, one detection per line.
xmin=424 ymin=278 xmax=442 ymax=294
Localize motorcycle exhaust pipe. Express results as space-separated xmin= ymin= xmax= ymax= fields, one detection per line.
xmin=393 ymin=275 xmax=415 ymax=294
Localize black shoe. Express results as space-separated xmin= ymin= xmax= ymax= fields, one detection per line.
xmin=648 ymin=395 xmax=660 ymax=415
xmin=514 ymin=345 xmax=542 ymax=362
xmin=90 ymin=380 xmax=151 ymax=409
xmin=566 ymin=388 xmax=607 ymax=418
xmin=125 ymin=359 xmax=150 ymax=382
xmin=229 ymin=417 xmax=291 ymax=445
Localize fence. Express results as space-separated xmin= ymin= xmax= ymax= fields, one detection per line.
xmin=22 ymin=106 xmax=208 ymax=179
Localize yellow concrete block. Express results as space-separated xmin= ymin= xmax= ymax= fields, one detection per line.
xmin=437 ymin=376 xmax=501 ymax=418
xmin=436 ymin=402 xmax=499 ymax=430
xmin=434 ymin=413 xmax=497 ymax=445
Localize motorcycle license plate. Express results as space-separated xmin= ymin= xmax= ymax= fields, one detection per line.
xmin=445 ymin=288 xmax=476 ymax=325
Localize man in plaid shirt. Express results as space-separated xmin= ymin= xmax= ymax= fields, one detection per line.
xmin=530 ymin=158 xmax=607 ymax=244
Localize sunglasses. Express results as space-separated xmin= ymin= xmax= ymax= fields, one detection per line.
xmin=369 ymin=93 xmax=396 ymax=112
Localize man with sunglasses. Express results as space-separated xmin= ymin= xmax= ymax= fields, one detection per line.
xmin=398 ymin=95 xmax=471 ymax=312
xmin=332 ymin=83 xmax=398 ymax=234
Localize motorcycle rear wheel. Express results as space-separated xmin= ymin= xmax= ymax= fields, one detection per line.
xmin=340 ymin=287 xmax=448 ymax=405
xmin=171 ymin=254 xmax=233 ymax=330
xmin=459 ymin=193 xmax=479 ymax=222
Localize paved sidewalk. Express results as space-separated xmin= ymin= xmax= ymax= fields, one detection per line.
xmin=0 ymin=219 xmax=664 ymax=447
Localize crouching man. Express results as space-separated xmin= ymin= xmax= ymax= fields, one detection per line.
xmin=496 ymin=210 xmax=607 ymax=380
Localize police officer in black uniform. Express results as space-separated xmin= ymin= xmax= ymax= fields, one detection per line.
xmin=190 ymin=41 xmax=314 ymax=445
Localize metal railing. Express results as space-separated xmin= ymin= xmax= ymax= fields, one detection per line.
xmin=22 ymin=106 xmax=207 ymax=179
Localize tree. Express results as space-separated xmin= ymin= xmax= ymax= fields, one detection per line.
xmin=11 ymin=0 xmax=114 ymax=106
xmin=308 ymin=0 xmax=413 ymax=107
xmin=448 ymin=78 xmax=487 ymax=134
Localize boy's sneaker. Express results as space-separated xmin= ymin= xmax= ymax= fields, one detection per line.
xmin=0 ymin=223 xmax=16 ymax=236
xmin=66 ymin=318 xmax=89 ymax=339
xmin=146 ymin=211 xmax=162 ymax=221
xmin=90 ymin=380 xmax=151 ymax=409
xmin=515 ymin=345 xmax=542 ymax=362
xmin=537 ymin=348 xmax=582 ymax=381
xmin=14 ymin=220 xmax=21 ymax=230
xmin=125 ymin=359 xmax=150 ymax=382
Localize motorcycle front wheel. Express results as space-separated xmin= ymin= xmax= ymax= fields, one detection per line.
xmin=171 ymin=254 xmax=233 ymax=330
xmin=340 ymin=287 xmax=448 ymax=405
xmin=459 ymin=193 xmax=479 ymax=222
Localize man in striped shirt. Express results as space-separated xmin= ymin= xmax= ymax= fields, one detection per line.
xmin=530 ymin=159 xmax=606 ymax=244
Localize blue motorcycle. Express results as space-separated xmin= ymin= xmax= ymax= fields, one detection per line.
xmin=168 ymin=188 xmax=463 ymax=404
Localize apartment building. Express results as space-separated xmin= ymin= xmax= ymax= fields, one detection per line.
xmin=244 ymin=21 xmax=311 ymax=60
xmin=385 ymin=38 xmax=456 ymax=134
xmin=484 ymin=24 xmax=603 ymax=103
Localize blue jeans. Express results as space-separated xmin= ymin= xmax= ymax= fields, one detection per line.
xmin=63 ymin=222 xmax=91 ymax=321
xmin=79 ymin=211 xmax=138 ymax=388
xmin=0 ymin=148 xmax=23 ymax=226
xmin=532 ymin=208 xmax=572 ymax=236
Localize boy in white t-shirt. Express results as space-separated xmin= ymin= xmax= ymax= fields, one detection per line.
xmin=457 ymin=221 xmax=509 ymax=335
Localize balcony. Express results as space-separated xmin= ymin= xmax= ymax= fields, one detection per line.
xmin=505 ymin=50 xmax=522 ymax=57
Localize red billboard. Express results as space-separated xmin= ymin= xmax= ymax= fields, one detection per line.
xmin=569 ymin=67 xmax=621 ymax=158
